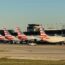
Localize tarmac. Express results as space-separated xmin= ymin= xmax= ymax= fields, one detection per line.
xmin=0 ymin=43 xmax=65 ymax=60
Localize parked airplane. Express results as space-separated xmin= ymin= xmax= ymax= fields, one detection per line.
xmin=15 ymin=27 xmax=28 ymax=43
xmin=39 ymin=26 xmax=65 ymax=44
xmin=15 ymin=27 xmax=37 ymax=45
xmin=3 ymin=28 xmax=20 ymax=44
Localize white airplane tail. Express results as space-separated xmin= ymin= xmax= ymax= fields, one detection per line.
xmin=16 ymin=27 xmax=22 ymax=37
xmin=3 ymin=28 xmax=14 ymax=40
xmin=15 ymin=27 xmax=27 ymax=40
xmin=39 ymin=26 xmax=49 ymax=40
xmin=3 ymin=28 xmax=10 ymax=36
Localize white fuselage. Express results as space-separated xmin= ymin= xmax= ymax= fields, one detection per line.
xmin=43 ymin=35 xmax=65 ymax=43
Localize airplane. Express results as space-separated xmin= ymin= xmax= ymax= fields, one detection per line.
xmin=15 ymin=27 xmax=37 ymax=45
xmin=15 ymin=27 xmax=28 ymax=43
xmin=39 ymin=26 xmax=65 ymax=44
xmin=3 ymin=28 xmax=20 ymax=44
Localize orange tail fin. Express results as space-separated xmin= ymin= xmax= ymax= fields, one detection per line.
xmin=3 ymin=28 xmax=10 ymax=36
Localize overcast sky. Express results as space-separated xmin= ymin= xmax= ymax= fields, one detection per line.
xmin=0 ymin=0 xmax=65 ymax=30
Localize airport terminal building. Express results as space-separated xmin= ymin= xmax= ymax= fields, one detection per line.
xmin=24 ymin=24 xmax=65 ymax=36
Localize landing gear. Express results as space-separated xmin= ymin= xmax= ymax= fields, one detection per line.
xmin=20 ymin=40 xmax=28 ymax=45
xmin=59 ymin=41 xmax=65 ymax=45
xmin=9 ymin=40 xmax=13 ymax=44
xmin=9 ymin=40 xmax=17 ymax=44
xmin=28 ymin=39 xmax=37 ymax=46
